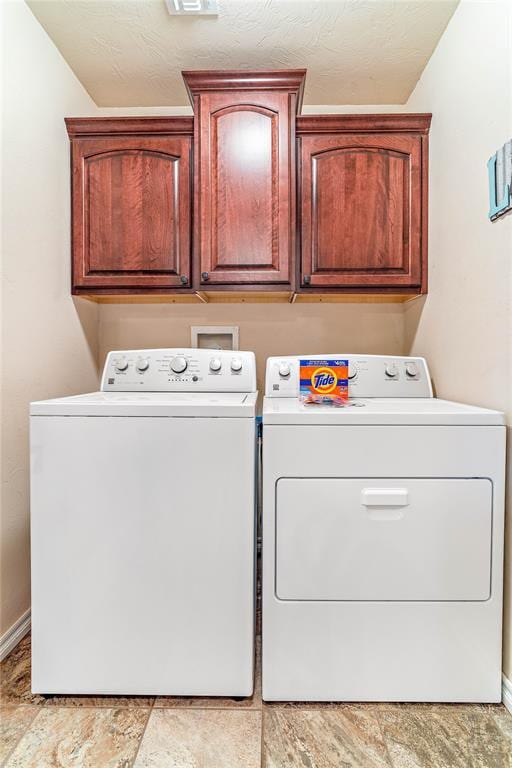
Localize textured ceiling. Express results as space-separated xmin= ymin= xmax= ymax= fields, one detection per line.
xmin=27 ymin=0 xmax=459 ymax=107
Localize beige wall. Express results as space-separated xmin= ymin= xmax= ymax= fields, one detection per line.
xmin=403 ymin=0 xmax=512 ymax=674
xmin=98 ymin=303 xmax=405 ymax=400
xmin=1 ymin=0 xmax=100 ymax=638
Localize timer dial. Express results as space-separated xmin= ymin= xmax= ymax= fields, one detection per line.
xmin=115 ymin=358 xmax=128 ymax=372
xmin=170 ymin=356 xmax=187 ymax=374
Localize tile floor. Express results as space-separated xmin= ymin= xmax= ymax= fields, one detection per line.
xmin=1 ymin=633 xmax=511 ymax=767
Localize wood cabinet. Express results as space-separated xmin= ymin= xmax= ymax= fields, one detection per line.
xmin=66 ymin=78 xmax=431 ymax=301
xmin=66 ymin=118 xmax=193 ymax=295
xmin=183 ymin=70 xmax=305 ymax=289
xmin=297 ymin=115 xmax=430 ymax=294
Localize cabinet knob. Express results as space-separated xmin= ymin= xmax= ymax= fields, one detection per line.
xmin=303 ymin=275 xmax=311 ymax=285
xmin=180 ymin=275 xmax=188 ymax=285
xmin=201 ymin=272 xmax=209 ymax=282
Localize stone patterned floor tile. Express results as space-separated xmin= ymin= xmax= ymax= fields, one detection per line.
xmin=3 ymin=632 xmax=511 ymax=768
xmin=3 ymin=706 xmax=149 ymax=768
xmin=132 ymin=708 xmax=261 ymax=767
xmin=263 ymin=699 xmax=367 ymax=709
xmin=263 ymin=706 xmax=392 ymax=768
xmin=491 ymin=704 xmax=512 ymax=742
xmin=376 ymin=702 xmax=488 ymax=712
xmin=44 ymin=693 xmax=155 ymax=708
xmin=376 ymin=702 xmax=512 ymax=768
xmin=0 ymin=706 xmax=39 ymax=764
xmin=0 ymin=635 xmax=44 ymax=706
xmin=154 ymin=691 xmax=261 ymax=709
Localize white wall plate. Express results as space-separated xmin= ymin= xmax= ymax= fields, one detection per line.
xmin=191 ymin=326 xmax=239 ymax=350
xmin=165 ymin=0 xmax=218 ymax=15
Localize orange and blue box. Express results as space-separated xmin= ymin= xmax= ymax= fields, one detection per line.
xmin=299 ymin=359 xmax=349 ymax=402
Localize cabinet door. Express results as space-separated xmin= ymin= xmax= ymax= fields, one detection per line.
xmin=196 ymin=92 xmax=294 ymax=286
xmin=71 ymin=136 xmax=191 ymax=291
xmin=300 ymin=134 xmax=424 ymax=289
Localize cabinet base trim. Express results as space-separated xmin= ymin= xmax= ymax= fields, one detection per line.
xmin=76 ymin=292 xmax=421 ymax=304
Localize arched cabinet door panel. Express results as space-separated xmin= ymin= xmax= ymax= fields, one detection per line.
xmin=195 ymin=92 xmax=295 ymax=286
xmin=71 ymin=135 xmax=192 ymax=291
xmin=300 ymin=134 xmax=426 ymax=290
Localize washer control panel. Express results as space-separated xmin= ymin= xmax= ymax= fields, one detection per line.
xmin=101 ymin=349 xmax=256 ymax=392
xmin=265 ymin=355 xmax=432 ymax=398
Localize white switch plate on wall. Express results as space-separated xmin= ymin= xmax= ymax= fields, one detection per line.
xmin=191 ymin=326 xmax=239 ymax=350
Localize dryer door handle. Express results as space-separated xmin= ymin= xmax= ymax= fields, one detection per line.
xmin=361 ymin=488 xmax=409 ymax=507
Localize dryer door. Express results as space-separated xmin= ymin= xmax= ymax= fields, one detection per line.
xmin=275 ymin=478 xmax=492 ymax=601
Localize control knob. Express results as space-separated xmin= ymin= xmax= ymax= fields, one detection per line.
xmin=209 ymin=357 xmax=222 ymax=373
xmin=115 ymin=358 xmax=128 ymax=372
xmin=405 ymin=361 xmax=418 ymax=378
xmin=136 ymin=358 xmax=149 ymax=372
xmin=231 ymin=358 xmax=243 ymax=373
xmin=348 ymin=363 xmax=358 ymax=380
xmin=278 ymin=363 xmax=291 ymax=378
xmin=170 ymin=356 xmax=187 ymax=374
xmin=385 ymin=363 xmax=398 ymax=378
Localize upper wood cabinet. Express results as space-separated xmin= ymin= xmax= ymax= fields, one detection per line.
xmin=66 ymin=78 xmax=431 ymax=301
xmin=66 ymin=118 xmax=193 ymax=295
xmin=297 ymin=115 xmax=431 ymax=294
xmin=183 ymin=70 xmax=306 ymax=288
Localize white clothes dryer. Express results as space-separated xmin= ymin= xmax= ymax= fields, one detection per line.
xmin=262 ymin=354 xmax=505 ymax=702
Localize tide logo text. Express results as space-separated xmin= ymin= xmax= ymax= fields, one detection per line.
xmin=311 ymin=367 xmax=338 ymax=394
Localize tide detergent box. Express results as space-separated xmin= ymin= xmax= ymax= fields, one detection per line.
xmin=299 ymin=359 xmax=349 ymax=404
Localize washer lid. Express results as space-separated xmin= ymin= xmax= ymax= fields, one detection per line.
xmin=31 ymin=391 xmax=258 ymax=418
xmin=263 ymin=397 xmax=505 ymax=426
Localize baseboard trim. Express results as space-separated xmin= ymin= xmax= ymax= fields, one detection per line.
xmin=0 ymin=609 xmax=31 ymax=662
xmin=502 ymin=674 xmax=512 ymax=715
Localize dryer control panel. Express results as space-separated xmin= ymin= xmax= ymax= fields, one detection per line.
xmin=265 ymin=355 xmax=432 ymax=398
xmin=101 ymin=348 xmax=256 ymax=392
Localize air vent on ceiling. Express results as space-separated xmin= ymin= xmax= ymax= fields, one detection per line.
xmin=165 ymin=0 xmax=218 ymax=14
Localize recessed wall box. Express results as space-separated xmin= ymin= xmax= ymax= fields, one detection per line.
xmin=191 ymin=326 xmax=239 ymax=350
xmin=165 ymin=0 xmax=218 ymax=15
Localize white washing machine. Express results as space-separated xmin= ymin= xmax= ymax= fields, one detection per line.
xmin=262 ymin=354 xmax=505 ymax=702
xmin=31 ymin=348 xmax=257 ymax=696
